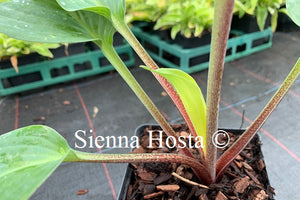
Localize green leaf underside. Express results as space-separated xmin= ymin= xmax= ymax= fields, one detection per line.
xmin=56 ymin=0 xmax=110 ymax=19
xmin=69 ymin=11 xmax=116 ymax=45
xmin=141 ymin=66 xmax=207 ymax=148
xmin=0 ymin=0 xmax=115 ymax=44
xmin=0 ymin=125 xmax=72 ymax=200
xmin=56 ymin=0 xmax=125 ymax=23
xmin=287 ymin=0 xmax=300 ymax=26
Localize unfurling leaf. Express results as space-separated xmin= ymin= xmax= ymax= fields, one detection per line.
xmin=141 ymin=66 xmax=207 ymax=149
xmin=0 ymin=125 xmax=72 ymax=200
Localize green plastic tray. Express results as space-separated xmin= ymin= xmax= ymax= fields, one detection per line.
xmin=132 ymin=26 xmax=273 ymax=74
xmin=0 ymin=43 xmax=135 ymax=96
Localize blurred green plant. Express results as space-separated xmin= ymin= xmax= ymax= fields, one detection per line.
xmin=154 ymin=0 xmax=214 ymax=39
xmin=126 ymin=0 xmax=214 ymax=39
xmin=0 ymin=33 xmax=60 ymax=72
xmin=0 ymin=33 xmax=60 ymax=59
xmin=234 ymin=0 xmax=286 ymax=31
xmin=126 ymin=0 xmax=287 ymax=40
xmin=125 ymin=0 xmax=167 ymax=23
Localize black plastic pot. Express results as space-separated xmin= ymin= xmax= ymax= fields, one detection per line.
xmin=51 ymin=42 xmax=87 ymax=59
xmin=86 ymin=32 xmax=125 ymax=51
xmin=170 ymin=33 xmax=211 ymax=49
xmin=85 ymin=33 xmax=129 ymax=67
xmin=136 ymin=22 xmax=211 ymax=49
xmin=231 ymin=14 xmax=271 ymax=34
xmin=0 ymin=53 xmax=45 ymax=88
xmin=50 ymin=42 xmax=93 ymax=77
xmin=118 ymin=124 xmax=273 ymax=200
xmin=0 ymin=53 xmax=45 ymax=70
xmin=277 ymin=11 xmax=300 ymax=32
xmin=0 ymin=43 xmax=89 ymax=89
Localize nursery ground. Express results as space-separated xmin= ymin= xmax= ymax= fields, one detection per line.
xmin=0 ymin=32 xmax=300 ymax=200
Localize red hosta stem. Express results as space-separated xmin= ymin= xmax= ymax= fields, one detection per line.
xmin=216 ymin=58 xmax=300 ymax=181
xmin=67 ymin=151 xmax=213 ymax=184
xmin=206 ymin=0 xmax=235 ymax=182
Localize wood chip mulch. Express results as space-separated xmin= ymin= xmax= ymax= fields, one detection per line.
xmin=125 ymin=125 xmax=275 ymax=200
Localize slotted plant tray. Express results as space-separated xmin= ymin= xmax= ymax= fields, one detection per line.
xmin=132 ymin=26 xmax=273 ymax=74
xmin=0 ymin=42 xmax=135 ymax=96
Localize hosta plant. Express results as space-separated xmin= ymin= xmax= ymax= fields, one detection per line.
xmin=0 ymin=0 xmax=300 ymax=199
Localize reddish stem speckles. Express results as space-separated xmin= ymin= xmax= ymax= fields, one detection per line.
xmin=206 ymin=0 xmax=235 ymax=182
xmin=69 ymin=151 xmax=213 ymax=184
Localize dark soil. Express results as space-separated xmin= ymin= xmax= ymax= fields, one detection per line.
xmin=125 ymin=125 xmax=275 ymax=200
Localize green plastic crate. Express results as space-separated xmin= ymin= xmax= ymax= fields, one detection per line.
xmin=132 ymin=26 xmax=273 ymax=74
xmin=0 ymin=43 xmax=135 ymax=96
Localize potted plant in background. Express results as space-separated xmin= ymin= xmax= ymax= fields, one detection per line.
xmin=126 ymin=0 xmax=214 ymax=40
xmin=126 ymin=0 xmax=278 ymax=74
xmin=125 ymin=0 xmax=286 ymax=38
xmin=0 ymin=33 xmax=61 ymax=71
xmin=0 ymin=0 xmax=299 ymax=199
xmin=0 ymin=32 xmax=62 ymax=89
xmin=232 ymin=0 xmax=286 ymax=32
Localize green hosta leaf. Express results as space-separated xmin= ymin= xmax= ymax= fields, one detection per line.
xmin=154 ymin=14 xmax=181 ymax=30
xmin=171 ymin=24 xmax=181 ymax=39
xmin=256 ymin=6 xmax=268 ymax=31
xmin=268 ymin=7 xmax=275 ymax=15
xmin=56 ymin=0 xmax=110 ymax=18
xmin=141 ymin=66 xmax=207 ymax=147
xmin=30 ymin=43 xmax=60 ymax=58
xmin=0 ymin=0 xmax=115 ymax=44
xmin=0 ymin=0 xmax=91 ymax=43
xmin=69 ymin=11 xmax=116 ymax=46
xmin=194 ymin=25 xmax=204 ymax=37
xmin=279 ymin=8 xmax=288 ymax=15
xmin=56 ymin=0 xmax=125 ymax=23
xmin=183 ymin=28 xmax=192 ymax=38
xmin=249 ymin=0 xmax=258 ymax=14
xmin=287 ymin=0 xmax=300 ymax=26
xmin=0 ymin=125 xmax=73 ymax=200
